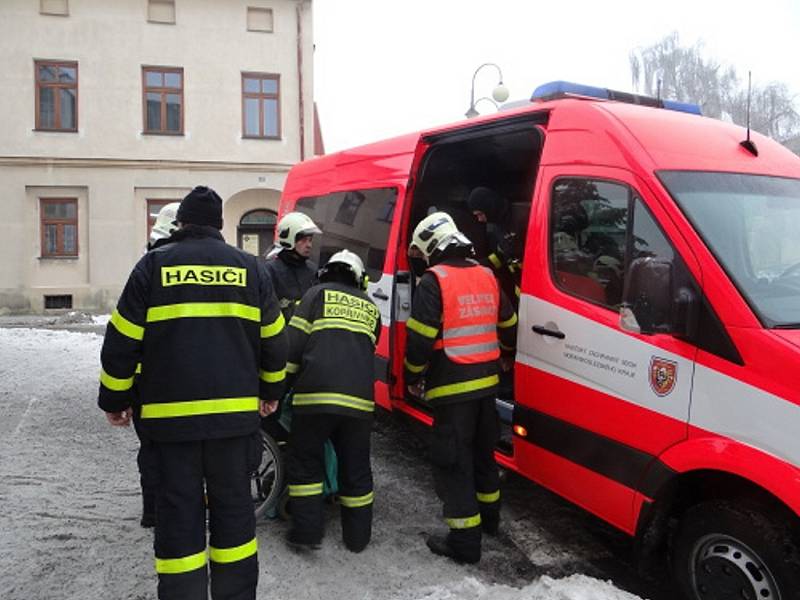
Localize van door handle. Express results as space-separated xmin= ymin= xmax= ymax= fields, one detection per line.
xmin=372 ymin=289 xmax=389 ymax=301
xmin=532 ymin=325 xmax=565 ymax=339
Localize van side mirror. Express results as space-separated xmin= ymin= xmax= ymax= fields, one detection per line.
xmin=619 ymin=257 xmax=698 ymax=338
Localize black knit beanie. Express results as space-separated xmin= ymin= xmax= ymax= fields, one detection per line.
xmin=176 ymin=186 xmax=223 ymax=229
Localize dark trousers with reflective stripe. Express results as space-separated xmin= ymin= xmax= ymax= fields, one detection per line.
xmin=154 ymin=435 xmax=258 ymax=600
xmin=287 ymin=412 xmax=373 ymax=552
xmin=430 ymin=396 xmax=500 ymax=560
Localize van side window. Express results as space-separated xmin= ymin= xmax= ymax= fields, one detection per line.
xmin=551 ymin=179 xmax=628 ymax=308
xmin=295 ymin=187 xmax=397 ymax=282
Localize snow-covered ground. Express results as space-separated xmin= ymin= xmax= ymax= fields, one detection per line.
xmin=0 ymin=327 xmax=652 ymax=600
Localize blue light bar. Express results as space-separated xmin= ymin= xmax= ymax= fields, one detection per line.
xmin=531 ymin=80 xmax=702 ymax=115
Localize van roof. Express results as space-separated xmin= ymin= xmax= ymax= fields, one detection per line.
xmin=285 ymin=98 xmax=800 ymax=197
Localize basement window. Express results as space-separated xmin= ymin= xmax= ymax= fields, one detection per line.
xmin=44 ymin=294 xmax=73 ymax=309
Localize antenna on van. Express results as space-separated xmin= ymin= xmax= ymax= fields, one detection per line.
xmin=740 ymin=71 xmax=759 ymax=156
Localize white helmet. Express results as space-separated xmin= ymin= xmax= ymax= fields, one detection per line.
xmin=410 ymin=211 xmax=472 ymax=260
xmin=276 ymin=212 xmax=322 ymax=250
xmin=150 ymin=202 xmax=180 ymax=243
xmin=320 ymin=249 xmax=367 ymax=289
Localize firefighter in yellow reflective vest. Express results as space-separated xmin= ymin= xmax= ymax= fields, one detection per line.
xmin=405 ymin=212 xmax=517 ymax=564
xmin=284 ymin=249 xmax=380 ymax=552
xmin=98 ymin=186 xmax=287 ymax=600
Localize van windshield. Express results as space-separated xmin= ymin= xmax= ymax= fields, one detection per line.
xmin=659 ymin=171 xmax=800 ymax=328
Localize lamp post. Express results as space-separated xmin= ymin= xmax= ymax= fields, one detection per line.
xmin=465 ymin=63 xmax=509 ymax=118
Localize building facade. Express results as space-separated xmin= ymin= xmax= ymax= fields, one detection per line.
xmin=0 ymin=0 xmax=318 ymax=313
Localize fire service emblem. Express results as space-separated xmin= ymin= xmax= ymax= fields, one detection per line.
xmin=649 ymin=357 xmax=677 ymax=397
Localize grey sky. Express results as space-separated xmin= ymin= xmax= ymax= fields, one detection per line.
xmin=313 ymin=0 xmax=800 ymax=152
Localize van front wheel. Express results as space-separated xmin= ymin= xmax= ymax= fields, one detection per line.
xmin=672 ymin=501 xmax=800 ymax=600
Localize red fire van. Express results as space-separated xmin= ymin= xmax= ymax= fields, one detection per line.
xmin=278 ymin=81 xmax=800 ymax=599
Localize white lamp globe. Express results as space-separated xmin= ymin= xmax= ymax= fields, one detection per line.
xmin=492 ymin=83 xmax=510 ymax=103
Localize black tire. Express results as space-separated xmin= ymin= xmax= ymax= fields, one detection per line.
xmin=672 ymin=500 xmax=800 ymax=600
xmin=251 ymin=430 xmax=285 ymax=519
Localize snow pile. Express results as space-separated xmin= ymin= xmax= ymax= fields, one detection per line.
xmin=92 ymin=314 xmax=111 ymax=326
xmin=411 ymin=574 xmax=645 ymax=599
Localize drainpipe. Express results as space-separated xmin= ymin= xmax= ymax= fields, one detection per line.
xmin=296 ymin=1 xmax=306 ymax=161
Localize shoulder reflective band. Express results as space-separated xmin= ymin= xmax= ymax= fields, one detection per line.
xmin=259 ymin=367 xmax=286 ymax=383
xmin=425 ymin=374 xmax=499 ymax=400
xmin=498 ymin=313 xmax=518 ymax=329
xmin=261 ymin=312 xmax=285 ymax=338
xmin=288 ymin=482 xmax=323 ymax=497
xmin=407 ymin=317 xmax=439 ymax=339
xmin=311 ymin=318 xmax=376 ymax=343
xmin=161 ymin=265 xmax=247 ymax=288
xmin=286 ymin=361 xmax=300 ymax=374
xmin=293 ymin=392 xmax=374 ymax=412
xmin=477 ymin=490 xmax=500 ymax=503
xmin=403 ymin=358 xmax=426 ymax=374
xmin=289 ymin=315 xmax=312 ymax=334
xmin=100 ymin=368 xmax=135 ymax=392
xmin=146 ymin=303 xmax=260 ymax=323
xmin=445 ymin=514 xmax=481 ymax=529
xmin=155 ymin=549 xmax=207 ymax=574
xmin=209 ymin=538 xmax=257 ymax=564
xmin=339 ymin=491 xmax=374 ymax=508
xmin=140 ymin=396 xmax=259 ymax=419
xmin=110 ymin=309 xmax=144 ymax=341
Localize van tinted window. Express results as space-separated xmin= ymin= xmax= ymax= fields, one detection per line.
xmin=551 ymin=179 xmax=628 ymax=308
xmin=295 ymin=188 xmax=397 ymax=281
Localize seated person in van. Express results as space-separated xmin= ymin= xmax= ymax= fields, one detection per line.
xmin=467 ymin=187 xmax=521 ymax=302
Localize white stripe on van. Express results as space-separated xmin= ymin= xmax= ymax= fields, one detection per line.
xmin=517 ymin=294 xmax=800 ymax=468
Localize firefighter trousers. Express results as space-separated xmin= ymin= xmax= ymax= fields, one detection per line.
xmin=430 ymin=395 xmax=501 ymax=561
xmin=287 ymin=412 xmax=374 ymax=552
xmin=153 ymin=435 xmax=259 ymax=600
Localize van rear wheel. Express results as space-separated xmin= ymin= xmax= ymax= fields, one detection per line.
xmin=251 ymin=430 xmax=284 ymax=519
xmin=672 ymin=501 xmax=800 ymax=600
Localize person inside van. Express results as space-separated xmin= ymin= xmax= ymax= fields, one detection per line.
xmin=467 ymin=187 xmax=521 ymax=303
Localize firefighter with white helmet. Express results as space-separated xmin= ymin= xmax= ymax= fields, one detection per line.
xmin=265 ymin=212 xmax=322 ymax=320
xmin=148 ymin=202 xmax=181 ymax=249
xmin=404 ymin=212 xmax=517 ymax=564
xmin=284 ymin=249 xmax=380 ymax=552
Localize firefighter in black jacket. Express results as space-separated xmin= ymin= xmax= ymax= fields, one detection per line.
xmin=404 ymin=212 xmax=517 ymax=564
xmin=98 ymin=186 xmax=287 ymax=600
xmin=284 ymin=249 xmax=380 ymax=553
xmin=264 ymin=211 xmax=321 ymax=320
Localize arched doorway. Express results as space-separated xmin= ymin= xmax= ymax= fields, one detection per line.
xmin=238 ymin=209 xmax=277 ymax=257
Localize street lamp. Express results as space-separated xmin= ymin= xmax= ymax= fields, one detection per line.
xmin=465 ymin=63 xmax=509 ymax=118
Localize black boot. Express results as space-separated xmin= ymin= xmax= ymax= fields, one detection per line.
xmin=285 ymin=528 xmax=321 ymax=551
xmin=481 ymin=510 xmax=500 ymax=536
xmin=425 ymin=534 xmax=480 ymax=564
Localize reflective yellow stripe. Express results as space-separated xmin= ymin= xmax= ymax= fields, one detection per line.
xmin=259 ymin=368 xmax=286 ymax=383
xmin=135 ymin=362 xmax=142 ymax=374
xmin=488 ymin=253 xmax=502 ymax=269
xmin=407 ymin=317 xmax=438 ymax=339
xmin=110 ymin=309 xmax=144 ymax=341
xmin=155 ymin=549 xmax=207 ymax=574
xmin=425 ymin=374 xmax=499 ymax=401
xmin=100 ymin=368 xmax=135 ymax=392
xmin=141 ymin=397 xmax=259 ymax=419
xmin=514 ymin=285 xmax=521 ymax=298
xmin=339 ymin=491 xmax=374 ymax=508
xmin=445 ymin=514 xmax=482 ymax=529
xmin=261 ymin=312 xmax=285 ymax=338
xmin=289 ymin=482 xmax=323 ymax=497
xmin=311 ymin=318 xmax=376 ymax=342
xmin=477 ymin=490 xmax=500 ymax=503
xmin=498 ymin=313 xmax=518 ymax=329
xmin=146 ymin=302 xmax=260 ymax=323
xmin=289 ymin=315 xmax=312 ymax=334
xmin=209 ymin=538 xmax=257 ymax=564
xmin=286 ymin=362 xmax=300 ymax=374
xmin=293 ymin=392 xmax=374 ymax=412
xmin=403 ymin=358 xmax=426 ymax=374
